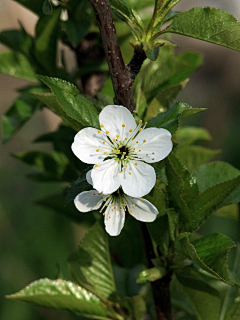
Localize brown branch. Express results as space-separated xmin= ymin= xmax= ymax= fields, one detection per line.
xmin=88 ymin=0 xmax=146 ymax=113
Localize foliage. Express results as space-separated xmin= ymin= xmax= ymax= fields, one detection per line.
xmin=2 ymin=0 xmax=240 ymax=319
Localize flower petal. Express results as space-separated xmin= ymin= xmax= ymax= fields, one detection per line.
xmin=132 ymin=128 xmax=172 ymax=163
xmin=126 ymin=196 xmax=158 ymax=222
xmin=74 ymin=190 xmax=103 ymax=212
xmin=120 ymin=161 xmax=156 ymax=197
xmin=99 ymin=105 xmax=137 ymax=141
xmin=72 ymin=127 xmax=111 ymax=164
xmin=91 ymin=159 xmax=120 ymax=194
xmin=104 ymin=203 xmax=125 ymax=236
xmin=86 ymin=169 xmax=93 ymax=185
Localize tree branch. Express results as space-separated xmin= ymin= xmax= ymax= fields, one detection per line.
xmin=88 ymin=0 xmax=146 ymax=113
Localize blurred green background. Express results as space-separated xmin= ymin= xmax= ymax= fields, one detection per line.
xmin=0 ymin=0 xmax=240 ymax=319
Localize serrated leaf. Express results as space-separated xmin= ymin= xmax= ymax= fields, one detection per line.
xmin=13 ymin=151 xmax=77 ymax=182
xmin=7 ymin=278 xmax=107 ymax=318
xmin=176 ymin=126 xmax=212 ymax=146
xmin=154 ymin=167 xmax=168 ymax=185
xmin=36 ymin=193 xmax=96 ymax=227
xmin=2 ymin=88 xmax=43 ymax=143
xmin=147 ymin=102 xmax=205 ymax=132
xmin=69 ymin=222 xmax=116 ymax=299
xmin=38 ymin=76 xmax=100 ymax=128
xmin=42 ymin=0 xmax=52 ymax=15
xmin=176 ymin=233 xmax=236 ymax=284
xmin=166 ymin=7 xmax=240 ymax=52
xmin=0 ymin=51 xmax=38 ymax=82
xmin=175 ymin=146 xmax=221 ymax=172
xmin=33 ymin=92 xmax=83 ymax=131
xmin=109 ymin=0 xmax=144 ymax=40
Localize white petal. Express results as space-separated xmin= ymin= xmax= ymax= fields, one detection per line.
xmin=120 ymin=161 xmax=156 ymax=197
xmin=86 ymin=169 xmax=93 ymax=185
xmin=74 ymin=190 xmax=103 ymax=212
xmin=72 ymin=127 xmax=111 ymax=164
xmin=132 ymin=128 xmax=172 ymax=163
xmin=91 ymin=159 xmax=120 ymax=194
xmin=104 ymin=202 xmax=125 ymax=236
xmin=126 ymin=196 xmax=158 ymax=222
xmin=99 ymin=105 xmax=137 ymax=141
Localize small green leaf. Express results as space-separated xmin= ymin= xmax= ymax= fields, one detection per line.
xmin=0 ymin=51 xmax=38 ymax=82
xmin=166 ymin=7 xmax=240 ymax=52
xmin=125 ymin=295 xmax=147 ymax=320
xmin=176 ymin=233 xmax=236 ymax=284
xmin=2 ymin=88 xmax=43 ymax=143
xmin=176 ymin=126 xmax=212 ymax=145
xmin=63 ymin=19 xmax=90 ymax=48
xmin=7 ymin=278 xmax=107 ymax=318
xmin=42 ymin=0 xmax=52 ymax=15
xmin=175 ymin=146 xmax=221 ymax=172
xmin=69 ymin=222 xmax=116 ymax=299
xmin=33 ymin=92 xmax=83 ymax=132
xmin=137 ymin=267 xmax=167 ymax=283
xmin=38 ymin=76 xmax=100 ymax=128
xmin=154 ymin=167 xmax=168 ymax=185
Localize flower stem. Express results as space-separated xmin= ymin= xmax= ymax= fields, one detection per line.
xmin=140 ymin=222 xmax=173 ymax=320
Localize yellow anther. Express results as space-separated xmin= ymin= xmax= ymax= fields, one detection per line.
xmin=100 ymin=124 xmax=104 ymax=128
xmin=136 ymin=141 xmax=139 ymax=144
xmin=118 ymin=145 xmax=123 ymax=149
xmin=152 ymin=152 xmax=155 ymax=155
xmin=95 ymin=164 xmax=98 ymax=167
xmin=124 ymin=209 xmax=126 ymax=211
xmin=93 ymin=193 xmax=96 ymax=195
xmin=129 ymin=129 xmax=133 ymax=132
xmin=105 ymin=204 xmax=108 ymax=207
xmin=139 ymin=128 xmax=143 ymax=132
xmin=97 ymin=203 xmax=99 ymax=205
xmin=96 ymin=149 xmax=99 ymax=152
xmin=129 ymin=210 xmax=133 ymax=213
xmin=116 ymin=134 xmax=119 ymax=139
xmin=129 ymin=172 xmax=132 ymax=175
xmin=132 ymin=156 xmax=135 ymax=158
xmin=113 ymin=138 xmax=116 ymax=142
xmin=100 ymin=210 xmax=102 ymax=213
xmin=139 ymin=150 xmax=141 ymax=152
xmin=125 ymin=138 xmax=127 ymax=140
xmin=132 ymin=205 xmax=135 ymax=208
xmin=114 ymin=206 xmax=117 ymax=210
xmin=134 ymin=148 xmax=136 ymax=150
xmin=142 ymin=199 xmax=144 ymax=202
xmin=111 ymin=204 xmax=114 ymax=206
xmin=145 ymin=122 xmax=147 ymax=124
xmin=139 ymin=120 xmax=142 ymax=124
xmin=104 ymin=152 xmax=107 ymax=155
xmin=146 ymin=154 xmax=148 ymax=156
xmin=126 ymin=156 xmax=129 ymax=158
xmin=131 ymin=138 xmax=134 ymax=140
xmin=121 ymin=212 xmax=123 ymax=215
xmin=109 ymin=216 xmax=111 ymax=219
xmin=98 ymin=130 xmax=101 ymax=133
xmin=106 ymin=130 xmax=109 ymax=134
xmin=103 ymin=141 xmax=105 ymax=144
xmin=135 ymin=163 xmax=138 ymax=166
xmin=123 ymin=152 xmax=126 ymax=154
xmin=122 ymin=124 xmax=125 ymax=127
xmin=119 ymin=171 xmax=122 ymax=173
xmin=120 ymin=207 xmax=122 ymax=209
xmin=143 ymin=140 xmax=146 ymax=143
xmin=103 ymin=213 xmax=105 ymax=216
xmin=152 ymin=158 xmax=155 ymax=160
xmin=124 ymin=165 xmax=127 ymax=168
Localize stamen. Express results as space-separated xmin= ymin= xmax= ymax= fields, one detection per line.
xmin=152 ymin=158 xmax=155 ymax=160
xmin=139 ymin=120 xmax=142 ymax=124
xmin=119 ymin=171 xmax=122 ymax=173
xmin=113 ymin=138 xmax=116 ymax=142
xmin=129 ymin=210 xmax=133 ymax=213
xmin=116 ymin=135 xmax=119 ymax=139
xmin=152 ymin=152 xmax=155 ymax=155
xmin=124 ymin=165 xmax=127 ymax=168
xmin=97 ymin=203 xmax=99 ymax=205
xmin=135 ymin=163 xmax=138 ymax=166
xmin=139 ymin=128 xmax=142 ymax=132
xmin=109 ymin=216 xmax=111 ymax=219
xmin=136 ymin=141 xmax=138 ymax=144
xmin=104 ymin=152 xmax=107 ymax=155
xmin=129 ymin=172 xmax=131 ymax=175
xmin=114 ymin=206 xmax=117 ymax=210
xmin=103 ymin=141 xmax=105 ymax=144
xmin=132 ymin=205 xmax=135 ymax=208
xmin=143 ymin=140 xmax=146 ymax=143
xmin=129 ymin=129 xmax=133 ymax=132
xmin=142 ymin=199 xmax=144 ymax=202
xmin=122 ymin=124 xmax=125 ymax=127
xmin=139 ymin=150 xmax=141 ymax=152
xmin=96 ymin=149 xmax=99 ymax=152
xmin=106 ymin=131 xmax=109 ymax=134
xmin=146 ymin=154 xmax=148 ymax=156
xmin=100 ymin=124 xmax=104 ymax=128
xmin=98 ymin=130 xmax=101 ymax=133
xmin=95 ymin=164 xmax=98 ymax=167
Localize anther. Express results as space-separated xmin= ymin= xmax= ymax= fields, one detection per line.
xmin=132 ymin=205 xmax=135 ymax=208
xmin=136 ymin=141 xmax=138 ymax=144
xmin=96 ymin=149 xmax=99 ymax=152
xmin=152 ymin=152 xmax=155 ymax=155
xmin=139 ymin=150 xmax=141 ymax=152
xmin=113 ymin=138 xmax=116 ymax=142
xmin=95 ymin=164 xmax=98 ymax=167
xmin=143 ymin=140 xmax=146 ymax=143
xmin=103 ymin=141 xmax=105 ymax=144
xmin=129 ymin=129 xmax=132 ymax=132
xmin=98 ymin=130 xmax=101 ymax=133
xmin=129 ymin=172 xmax=131 ymax=175
xmin=109 ymin=216 xmax=111 ymax=219
xmin=146 ymin=154 xmax=148 ymax=156
xmin=122 ymin=124 xmax=125 ymax=127
xmin=124 ymin=165 xmax=127 ymax=168
xmin=97 ymin=203 xmax=99 ymax=205
xmin=129 ymin=210 xmax=133 ymax=213
xmin=142 ymin=199 xmax=144 ymax=202
xmin=145 ymin=122 xmax=148 ymax=124
xmin=116 ymin=135 xmax=119 ymax=138
xmin=114 ymin=206 xmax=117 ymax=209
xmin=152 ymin=158 xmax=155 ymax=160
xmin=139 ymin=128 xmax=142 ymax=132
xmin=100 ymin=124 xmax=104 ymax=128
xmin=135 ymin=163 xmax=138 ymax=166
xmin=119 ymin=171 xmax=122 ymax=173
xmin=104 ymin=152 xmax=107 ymax=155
xmin=139 ymin=120 xmax=142 ymax=124
xmin=106 ymin=131 xmax=109 ymax=134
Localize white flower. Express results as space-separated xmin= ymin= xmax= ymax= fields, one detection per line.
xmin=72 ymin=105 xmax=172 ymax=197
xmin=74 ymin=188 xmax=158 ymax=237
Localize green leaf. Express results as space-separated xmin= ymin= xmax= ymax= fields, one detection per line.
xmin=0 ymin=51 xmax=38 ymax=82
xmin=34 ymin=9 xmax=61 ymax=73
xmin=42 ymin=0 xmax=52 ymax=15
xmin=109 ymin=0 xmax=144 ymax=40
xmin=154 ymin=167 xmax=168 ymax=185
xmin=147 ymin=102 xmax=205 ymax=133
xmin=125 ymin=295 xmax=147 ymax=320
xmin=36 ymin=193 xmax=97 ymax=227
xmin=65 ymin=176 xmax=90 ymax=205
xmin=13 ymin=151 xmax=77 ymax=182
xmin=13 ymin=0 xmax=44 ymax=16
xmin=165 ymin=7 xmax=240 ymax=52
xmin=175 ymin=269 xmax=221 ymax=320
xmin=63 ymin=19 xmax=90 ymax=48
xmin=175 ymin=146 xmax=221 ymax=172
xmin=38 ymin=76 xmax=100 ymax=128
xmin=7 ymin=278 xmax=107 ymax=318
xmin=69 ymin=222 xmax=116 ymax=299
xmin=33 ymin=92 xmax=83 ymax=131
xmin=193 ymin=162 xmax=240 ymax=207
xmin=2 ymin=88 xmax=43 ymax=143
xmin=137 ymin=267 xmax=167 ymax=283
xmin=176 ymin=233 xmax=236 ymax=284
xmin=176 ymin=126 xmax=212 ymax=146
xmin=0 ymin=30 xmax=24 ymax=52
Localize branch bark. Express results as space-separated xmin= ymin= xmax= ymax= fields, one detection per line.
xmin=88 ymin=0 xmax=146 ymax=113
